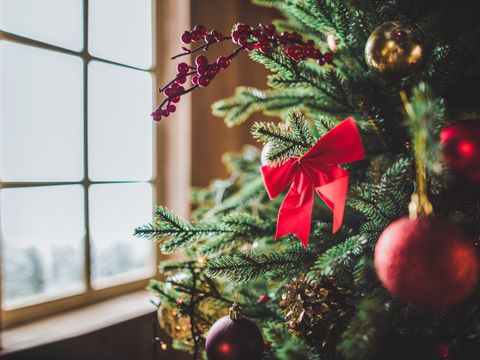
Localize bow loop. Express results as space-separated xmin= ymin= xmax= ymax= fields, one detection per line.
xmin=260 ymin=117 xmax=365 ymax=247
xmin=303 ymin=117 xmax=365 ymax=165
xmin=261 ymin=158 xmax=298 ymax=199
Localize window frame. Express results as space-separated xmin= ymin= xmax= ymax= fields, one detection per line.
xmin=0 ymin=0 xmax=191 ymax=329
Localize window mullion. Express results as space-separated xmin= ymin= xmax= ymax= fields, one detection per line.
xmin=83 ymin=0 xmax=92 ymax=293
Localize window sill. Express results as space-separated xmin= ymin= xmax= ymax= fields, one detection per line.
xmin=1 ymin=290 xmax=154 ymax=355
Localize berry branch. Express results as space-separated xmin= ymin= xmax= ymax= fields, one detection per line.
xmin=151 ymin=23 xmax=334 ymax=122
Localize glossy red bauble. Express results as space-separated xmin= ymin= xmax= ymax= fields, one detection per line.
xmin=441 ymin=121 xmax=480 ymax=182
xmin=374 ymin=217 xmax=479 ymax=309
xmin=205 ymin=315 xmax=263 ymax=360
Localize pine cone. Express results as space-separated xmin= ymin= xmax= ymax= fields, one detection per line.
xmin=280 ymin=275 xmax=355 ymax=353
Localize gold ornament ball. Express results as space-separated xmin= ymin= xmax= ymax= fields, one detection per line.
xmin=365 ymin=21 xmax=425 ymax=79
xmin=157 ymin=303 xmax=191 ymax=341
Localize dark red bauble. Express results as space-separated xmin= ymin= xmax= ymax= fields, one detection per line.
xmin=374 ymin=217 xmax=479 ymax=309
xmin=205 ymin=316 xmax=263 ymax=360
xmin=441 ymin=121 xmax=480 ymax=182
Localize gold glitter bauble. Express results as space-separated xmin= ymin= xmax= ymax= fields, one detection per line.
xmin=280 ymin=275 xmax=354 ymax=352
xmin=157 ymin=302 xmax=191 ymax=341
xmin=365 ymin=21 xmax=425 ymax=79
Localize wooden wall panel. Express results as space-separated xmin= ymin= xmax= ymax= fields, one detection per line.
xmin=190 ymin=1 xmax=278 ymax=186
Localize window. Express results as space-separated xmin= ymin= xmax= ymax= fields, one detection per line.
xmin=0 ymin=0 xmax=162 ymax=327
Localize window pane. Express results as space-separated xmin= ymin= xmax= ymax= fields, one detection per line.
xmin=1 ymin=185 xmax=85 ymax=309
xmin=0 ymin=0 xmax=83 ymax=51
xmin=89 ymin=183 xmax=154 ymax=288
xmin=89 ymin=0 xmax=153 ymax=69
xmin=88 ymin=61 xmax=153 ymax=181
xmin=0 ymin=41 xmax=84 ymax=182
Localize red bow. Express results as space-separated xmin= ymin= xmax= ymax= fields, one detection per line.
xmin=261 ymin=117 xmax=365 ymax=247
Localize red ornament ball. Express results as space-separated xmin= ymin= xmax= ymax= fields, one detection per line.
xmin=374 ymin=216 xmax=479 ymax=309
xmin=205 ymin=315 xmax=263 ymax=360
xmin=257 ymin=294 xmax=269 ymax=304
xmin=435 ymin=344 xmax=450 ymax=359
xmin=441 ymin=121 xmax=480 ymax=182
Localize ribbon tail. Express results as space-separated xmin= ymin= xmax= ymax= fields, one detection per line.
xmin=315 ymin=170 xmax=349 ymax=233
xmin=276 ymin=172 xmax=314 ymax=248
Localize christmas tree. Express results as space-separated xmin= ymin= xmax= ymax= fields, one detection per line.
xmin=136 ymin=1 xmax=480 ymax=359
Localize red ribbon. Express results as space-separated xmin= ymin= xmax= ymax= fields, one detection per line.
xmin=261 ymin=117 xmax=365 ymax=247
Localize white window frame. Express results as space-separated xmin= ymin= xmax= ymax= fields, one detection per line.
xmin=0 ymin=0 xmax=191 ymax=329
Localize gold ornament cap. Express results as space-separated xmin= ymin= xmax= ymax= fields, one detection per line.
xmin=229 ymin=303 xmax=242 ymax=321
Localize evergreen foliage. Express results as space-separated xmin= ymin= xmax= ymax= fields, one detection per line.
xmin=138 ymin=0 xmax=480 ymax=359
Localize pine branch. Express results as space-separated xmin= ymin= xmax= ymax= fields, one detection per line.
xmin=135 ymin=207 xmax=274 ymax=254
xmin=212 ymin=87 xmax=324 ymax=127
xmin=339 ymin=293 xmax=392 ymax=360
xmin=206 ymin=247 xmax=316 ymax=282
xmin=210 ymin=175 xmax=267 ymax=215
xmin=288 ymin=110 xmax=315 ymax=146
xmin=263 ymin=321 xmax=321 ymax=360
xmin=249 ymin=49 xmax=350 ymax=108
xmin=135 ymin=206 xmax=192 ymax=239
xmin=251 ymin=111 xmax=314 ymax=164
xmin=307 ymin=235 xmax=368 ymax=282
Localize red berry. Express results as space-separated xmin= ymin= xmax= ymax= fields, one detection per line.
xmin=257 ymin=34 xmax=267 ymax=44
xmin=163 ymin=88 xmax=171 ymax=97
xmin=257 ymin=294 xmax=269 ymax=304
xmin=171 ymin=96 xmax=180 ymax=103
xmin=198 ymin=76 xmax=210 ymax=87
xmin=205 ymin=66 xmax=216 ymax=77
xmin=323 ymin=52 xmax=333 ymax=64
xmin=238 ymin=34 xmax=248 ymax=46
xmin=194 ymin=24 xmax=207 ymax=35
xmin=171 ymin=82 xmax=179 ymax=89
xmin=176 ymin=299 xmax=184 ymax=305
xmin=217 ymin=56 xmax=230 ymax=69
xmin=177 ymin=62 xmax=190 ymax=74
xmin=306 ymin=39 xmax=315 ymax=47
xmin=266 ymin=24 xmax=276 ymax=32
xmin=197 ymin=64 xmax=207 ymax=75
xmin=238 ymin=24 xmax=251 ymax=32
xmin=246 ymin=44 xmax=255 ymax=51
xmin=151 ymin=108 xmax=162 ymax=121
xmin=191 ymin=75 xmax=199 ymax=85
xmin=176 ymin=75 xmax=186 ymax=84
xmin=286 ymin=46 xmax=297 ymax=57
xmin=211 ymin=63 xmax=220 ymax=73
xmin=292 ymin=31 xmax=302 ymax=42
xmin=213 ymin=30 xmax=224 ymax=41
xmin=252 ymin=29 xmax=261 ymax=38
xmin=195 ymin=55 xmax=208 ymax=66
xmin=167 ymin=104 xmax=176 ymax=113
xmin=191 ymin=31 xmax=201 ymax=41
xmin=232 ymin=30 xmax=240 ymax=43
xmin=181 ymin=31 xmax=191 ymax=44
xmin=161 ymin=109 xmax=170 ymax=117
xmin=277 ymin=35 xmax=287 ymax=45
xmin=311 ymin=49 xmax=321 ymax=59
xmin=205 ymin=33 xmax=216 ymax=43
xmin=260 ymin=43 xmax=271 ymax=54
